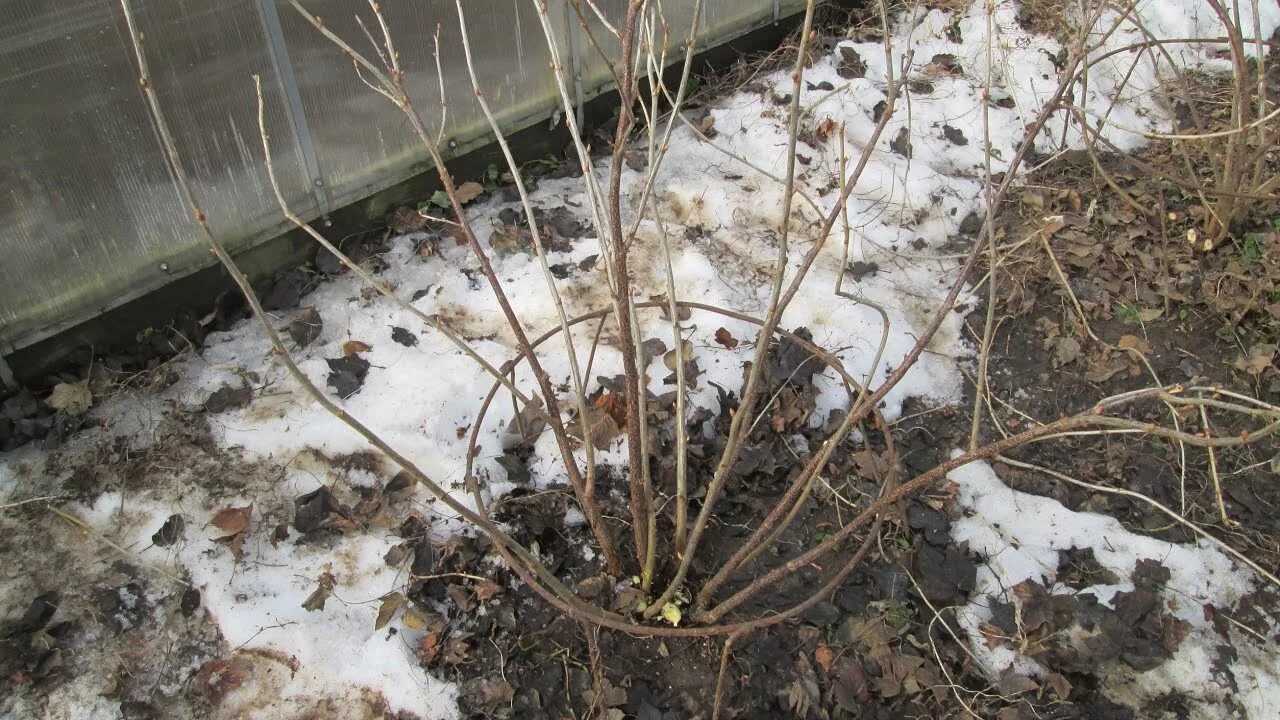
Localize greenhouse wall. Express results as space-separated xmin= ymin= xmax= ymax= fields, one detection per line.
xmin=0 ymin=0 xmax=802 ymax=354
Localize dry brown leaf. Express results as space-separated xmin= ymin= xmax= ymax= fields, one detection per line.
xmin=473 ymin=579 xmax=502 ymax=602
xmin=403 ymin=606 xmax=429 ymax=631
xmin=342 ymin=340 xmax=372 ymax=356
xmin=1085 ymin=356 xmax=1128 ymax=383
xmin=194 ymin=657 xmax=248 ymax=702
xmin=978 ymin=622 xmax=1008 ymax=649
xmin=1045 ymin=672 xmax=1073 ymax=700
xmin=447 ymin=583 xmax=475 ymax=614
xmin=1049 ymin=336 xmax=1081 ymax=368
xmin=46 ymin=381 xmax=93 ymax=416
xmin=584 ymin=677 xmax=628 ymax=708
xmin=814 ymin=644 xmax=834 ymax=673
xmin=663 ymin=340 xmax=693 ymax=371
xmin=714 ymin=327 xmax=739 ymax=349
xmin=593 ymin=391 xmax=628 ymax=429
xmin=402 ymin=606 xmax=447 ymax=634
xmin=454 ymin=181 xmax=485 ymax=204
xmin=997 ymin=671 xmax=1039 ymax=696
xmin=375 ymin=592 xmax=407 ymax=631
xmin=1041 ymin=217 xmax=1066 ymax=239
xmin=580 ymin=410 xmax=621 ymax=447
xmin=853 ymin=450 xmax=889 ymax=479
xmin=1235 ymin=344 xmax=1276 ymax=375
xmin=815 ymin=117 xmax=839 ymax=141
xmin=1116 ymin=334 xmax=1151 ymax=355
xmin=417 ymin=631 xmax=440 ymax=664
xmin=651 ymin=294 xmax=691 ymax=321
xmin=226 ymin=532 xmax=246 ymax=561
xmin=301 ymin=571 xmax=337 ymax=612
xmin=211 ymin=505 xmax=253 ymax=536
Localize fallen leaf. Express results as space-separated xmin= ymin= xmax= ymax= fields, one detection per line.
xmin=473 ymin=579 xmax=502 ymax=602
xmin=294 ymin=486 xmax=357 ymax=535
xmin=417 ymin=631 xmax=440 ymax=663
xmin=375 ymin=592 xmax=407 ymax=631
xmin=889 ymin=127 xmax=912 ymax=158
xmin=584 ymin=677 xmax=628 ymax=708
xmin=403 ymin=606 xmax=429 ymax=631
xmin=651 ymin=294 xmax=691 ymax=320
xmin=152 ymin=514 xmax=186 ymax=547
xmin=641 ymin=337 xmax=668 ymax=366
xmin=1045 ymin=672 xmax=1072 ymax=700
xmin=714 ymin=327 xmax=739 ymax=349
xmin=211 ymin=505 xmax=253 ymax=536
xmin=203 ymin=384 xmax=252 ymax=413
xmin=837 ymin=46 xmax=866 ymax=78
xmin=833 ymin=663 xmax=870 ymax=710
xmin=942 ymin=124 xmax=968 ymax=146
xmin=454 ymin=181 xmax=485 ymax=204
xmin=194 ymin=657 xmax=248 ymax=702
xmin=1050 ymin=336 xmax=1081 ymax=367
xmin=402 ymin=606 xmax=445 ymax=634
xmin=997 ymin=671 xmax=1039 ymax=696
xmin=447 ymin=583 xmax=475 ymax=614
xmin=1236 ymin=344 xmax=1276 ymax=375
xmin=390 ymin=326 xmax=417 ymax=347
xmin=815 ymin=117 xmax=839 ymax=141
xmin=342 ymin=340 xmax=372 ymax=356
xmin=815 ymin=644 xmax=834 ymax=673
xmin=440 ymin=634 xmax=471 ymax=665
xmin=924 ymin=53 xmax=963 ymax=76
xmin=593 ymin=391 xmax=628 ymax=429
xmin=663 ymin=340 xmax=693 ymax=371
xmin=46 ymin=382 xmax=92 ymax=416
xmin=224 ymin=532 xmax=246 ymax=561
xmin=301 ymin=571 xmax=337 ymax=612
xmin=326 ymin=354 xmax=371 ymax=398
xmin=287 ymin=307 xmax=322 ymax=347
xmin=1116 ymin=334 xmax=1151 ymax=355
xmin=465 ymin=677 xmax=517 ymax=708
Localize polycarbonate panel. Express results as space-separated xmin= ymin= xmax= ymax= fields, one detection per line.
xmin=277 ymin=0 xmax=567 ymax=211
xmin=0 ymin=0 xmax=310 ymax=352
xmin=576 ymin=0 xmax=790 ymax=100
xmin=0 ymin=0 xmax=797 ymax=353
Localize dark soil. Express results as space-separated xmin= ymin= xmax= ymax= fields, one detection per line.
xmin=978 ymin=149 xmax=1280 ymax=572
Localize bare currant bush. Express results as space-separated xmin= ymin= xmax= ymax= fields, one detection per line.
xmin=117 ymin=0 xmax=1280 ymax=714
xmin=1070 ymin=0 xmax=1279 ymax=249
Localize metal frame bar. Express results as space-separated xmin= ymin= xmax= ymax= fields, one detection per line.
xmin=254 ymin=0 xmax=332 ymax=225
xmin=0 ymin=355 xmax=15 ymax=390
xmin=567 ymin=0 xmax=587 ymax=129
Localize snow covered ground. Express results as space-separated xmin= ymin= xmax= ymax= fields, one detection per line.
xmin=2 ymin=1 xmax=1278 ymax=718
